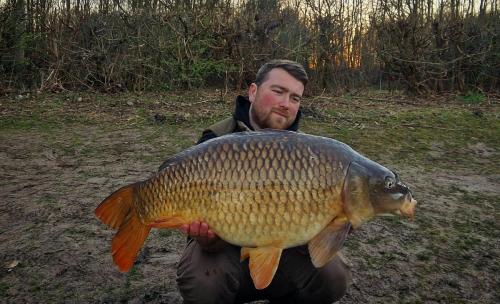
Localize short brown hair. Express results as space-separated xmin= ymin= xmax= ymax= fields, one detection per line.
xmin=255 ymin=59 xmax=308 ymax=87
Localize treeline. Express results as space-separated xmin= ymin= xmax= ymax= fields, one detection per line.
xmin=1 ymin=0 xmax=498 ymax=94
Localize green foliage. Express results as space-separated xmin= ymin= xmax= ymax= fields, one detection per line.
xmin=162 ymin=58 xmax=235 ymax=89
xmin=459 ymin=91 xmax=485 ymax=104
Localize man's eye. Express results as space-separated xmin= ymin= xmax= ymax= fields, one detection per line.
xmin=292 ymin=97 xmax=301 ymax=103
xmin=273 ymin=90 xmax=282 ymax=94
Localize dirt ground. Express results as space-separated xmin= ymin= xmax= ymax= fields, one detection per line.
xmin=0 ymin=91 xmax=498 ymax=303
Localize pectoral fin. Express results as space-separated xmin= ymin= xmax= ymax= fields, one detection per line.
xmin=241 ymin=246 xmax=283 ymax=290
xmin=308 ymin=216 xmax=351 ymax=268
xmin=240 ymin=247 xmax=251 ymax=261
xmin=148 ymin=216 xmax=188 ymax=228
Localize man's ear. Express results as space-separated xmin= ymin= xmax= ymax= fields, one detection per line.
xmin=248 ymin=83 xmax=257 ymax=103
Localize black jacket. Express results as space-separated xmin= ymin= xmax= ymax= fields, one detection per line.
xmin=197 ymin=95 xmax=302 ymax=144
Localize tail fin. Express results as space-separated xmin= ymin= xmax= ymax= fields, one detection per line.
xmin=95 ymin=184 xmax=151 ymax=272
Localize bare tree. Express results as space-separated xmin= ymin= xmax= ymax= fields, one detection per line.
xmin=0 ymin=0 xmax=498 ymax=94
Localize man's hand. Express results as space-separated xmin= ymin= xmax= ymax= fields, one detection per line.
xmin=180 ymin=221 xmax=216 ymax=240
xmin=180 ymin=221 xmax=228 ymax=252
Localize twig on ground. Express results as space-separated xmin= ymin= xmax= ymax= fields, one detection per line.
xmin=398 ymin=123 xmax=460 ymax=131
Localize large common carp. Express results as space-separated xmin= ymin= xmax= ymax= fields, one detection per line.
xmin=95 ymin=130 xmax=416 ymax=289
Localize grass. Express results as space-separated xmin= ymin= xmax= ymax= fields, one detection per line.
xmin=39 ymin=193 xmax=58 ymax=204
xmin=120 ymin=266 xmax=143 ymax=301
xmin=0 ymin=281 xmax=9 ymax=297
xmin=0 ymin=90 xmax=498 ymax=304
xmin=303 ymin=105 xmax=499 ymax=173
xmin=458 ymin=91 xmax=486 ymax=104
xmin=159 ymin=230 xmax=178 ymax=238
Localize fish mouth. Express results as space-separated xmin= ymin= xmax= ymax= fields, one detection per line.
xmin=396 ymin=197 xmax=417 ymax=219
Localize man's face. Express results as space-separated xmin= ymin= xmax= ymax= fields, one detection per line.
xmin=248 ymin=68 xmax=304 ymax=130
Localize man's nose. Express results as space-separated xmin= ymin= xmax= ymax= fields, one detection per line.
xmin=278 ymin=94 xmax=291 ymax=108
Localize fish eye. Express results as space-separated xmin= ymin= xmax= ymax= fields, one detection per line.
xmin=384 ymin=177 xmax=396 ymax=189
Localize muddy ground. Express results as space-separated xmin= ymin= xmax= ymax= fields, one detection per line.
xmin=0 ymin=91 xmax=498 ymax=303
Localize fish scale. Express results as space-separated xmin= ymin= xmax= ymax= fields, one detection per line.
xmin=96 ymin=130 xmax=417 ymax=289
xmin=138 ymin=133 xmax=337 ymax=247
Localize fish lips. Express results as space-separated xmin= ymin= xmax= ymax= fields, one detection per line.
xmin=396 ymin=195 xmax=417 ymax=219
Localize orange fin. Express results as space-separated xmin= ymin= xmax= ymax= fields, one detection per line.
xmin=240 ymin=247 xmax=251 ymax=261
xmin=308 ymin=216 xmax=351 ymax=268
xmin=95 ymin=184 xmax=136 ymax=230
xmin=111 ymin=213 xmax=151 ymax=272
xmin=95 ymin=183 xmax=151 ymax=272
xmin=242 ymin=246 xmax=283 ymax=290
xmin=148 ymin=216 xmax=188 ymax=228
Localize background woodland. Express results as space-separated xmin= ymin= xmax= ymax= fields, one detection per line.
xmin=1 ymin=0 xmax=499 ymax=94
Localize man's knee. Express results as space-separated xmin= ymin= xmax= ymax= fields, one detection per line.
xmin=177 ymin=266 xmax=240 ymax=304
xmin=176 ymin=241 xmax=241 ymax=304
xmin=293 ymin=253 xmax=351 ymax=303
xmin=319 ymin=254 xmax=352 ymax=302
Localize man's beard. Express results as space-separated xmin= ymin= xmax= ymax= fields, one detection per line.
xmin=250 ymin=105 xmax=290 ymax=130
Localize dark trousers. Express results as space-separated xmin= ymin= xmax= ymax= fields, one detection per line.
xmin=176 ymin=240 xmax=351 ymax=304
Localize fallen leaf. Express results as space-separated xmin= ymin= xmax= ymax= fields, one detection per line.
xmin=6 ymin=260 xmax=19 ymax=271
